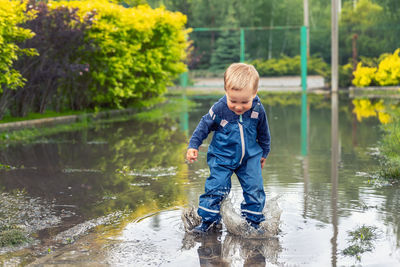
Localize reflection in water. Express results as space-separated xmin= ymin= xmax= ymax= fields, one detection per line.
xmin=331 ymin=92 xmax=339 ymax=267
xmin=222 ymin=235 xmax=280 ymax=266
xmin=0 ymin=101 xmax=190 ymax=229
xmin=301 ymin=92 xmax=309 ymax=157
xmin=197 ymin=233 xmax=228 ymax=266
xmin=179 ymin=94 xmax=189 ymax=137
xmin=181 ymin=232 xmax=281 ymax=267
xmin=301 ymin=92 xmax=310 ymax=220
xmin=351 ymin=100 xmax=358 ymax=147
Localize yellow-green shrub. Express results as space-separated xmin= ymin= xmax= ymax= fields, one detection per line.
xmin=352 ymin=49 xmax=400 ymax=87
xmin=352 ymin=62 xmax=377 ymax=87
xmin=49 ymin=0 xmax=189 ymax=108
xmin=375 ymin=49 xmax=400 ymax=86
xmin=0 ymin=0 xmax=36 ymax=93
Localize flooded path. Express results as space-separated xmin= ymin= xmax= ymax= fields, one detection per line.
xmin=1 ymin=92 xmax=399 ymax=266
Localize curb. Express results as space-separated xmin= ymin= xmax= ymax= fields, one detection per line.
xmin=0 ymin=108 xmax=136 ymax=132
xmin=349 ymin=86 xmax=400 ymax=99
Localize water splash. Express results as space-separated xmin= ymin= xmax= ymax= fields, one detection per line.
xmin=181 ymin=206 xmax=201 ymax=232
xmin=181 ymin=194 xmax=282 ymax=239
xmin=221 ymin=195 xmax=282 ymax=238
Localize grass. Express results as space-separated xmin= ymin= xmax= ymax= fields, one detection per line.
xmin=0 ymin=227 xmax=29 ymax=247
xmin=0 ymin=110 xmax=89 ymax=124
xmin=0 ymin=163 xmax=16 ymax=170
xmin=342 ymin=225 xmax=378 ymax=261
xmin=378 ymin=108 xmax=400 ymax=183
xmin=0 ymin=111 xmax=140 ymax=146
xmin=378 ymin=161 xmax=400 ymax=182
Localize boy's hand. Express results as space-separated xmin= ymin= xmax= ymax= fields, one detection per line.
xmin=186 ymin=148 xmax=198 ymax=163
xmin=260 ymin=157 xmax=266 ymax=169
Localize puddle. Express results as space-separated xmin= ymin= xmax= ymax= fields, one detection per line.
xmin=0 ymin=93 xmax=399 ymax=266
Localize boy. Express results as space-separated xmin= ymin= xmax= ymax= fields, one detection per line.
xmin=186 ymin=63 xmax=271 ymax=233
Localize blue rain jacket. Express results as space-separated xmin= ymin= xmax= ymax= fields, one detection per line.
xmin=188 ymin=95 xmax=271 ymax=224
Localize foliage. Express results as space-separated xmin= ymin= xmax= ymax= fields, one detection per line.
xmin=209 ymin=30 xmax=240 ymax=72
xmin=7 ymin=1 xmax=94 ymax=118
xmin=0 ymin=0 xmax=37 ymax=119
xmin=0 ymin=109 xmax=86 ymax=123
xmin=352 ymin=63 xmax=377 ymax=87
xmin=339 ymin=63 xmax=354 ymax=88
xmin=0 ymin=228 xmax=29 ymax=247
xmin=352 ymin=49 xmax=400 ymax=87
xmin=342 ymin=225 xmax=378 ymax=262
xmin=0 ymin=0 xmax=36 ymax=92
xmin=209 ymin=5 xmax=240 ymax=72
xmin=250 ymin=55 xmax=329 ymax=78
xmin=352 ymin=98 xmax=400 ymax=182
xmin=150 ymin=0 xmax=400 ymax=71
xmin=375 ymin=49 xmax=400 ymax=86
xmin=380 ymin=106 xmax=400 ymax=167
xmin=378 ymin=160 xmax=400 ymax=183
xmin=0 ymin=163 xmax=14 ymax=170
xmin=1 ymin=0 xmax=189 ymax=121
xmin=110 ymin=0 xmax=148 ymax=7
xmin=50 ymin=0 xmax=189 ymax=108
xmin=158 ymin=0 xmax=303 ymax=70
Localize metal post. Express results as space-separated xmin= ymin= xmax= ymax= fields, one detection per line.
xmin=240 ymin=28 xmax=245 ymax=62
xmin=180 ymin=72 xmax=188 ymax=88
xmin=301 ymin=26 xmax=307 ymax=93
xmin=303 ymin=0 xmax=310 ymax=57
xmin=331 ymin=0 xmax=339 ymax=92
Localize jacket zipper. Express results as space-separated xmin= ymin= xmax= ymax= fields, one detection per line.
xmin=238 ymin=114 xmax=245 ymax=164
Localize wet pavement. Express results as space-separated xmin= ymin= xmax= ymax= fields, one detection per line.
xmin=0 ymin=92 xmax=400 ymax=266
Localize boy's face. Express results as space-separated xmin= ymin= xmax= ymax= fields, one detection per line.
xmin=225 ymin=88 xmax=256 ymax=115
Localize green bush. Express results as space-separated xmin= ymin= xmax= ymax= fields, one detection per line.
xmin=10 ymin=1 xmax=94 ymax=117
xmin=50 ymin=0 xmax=190 ymax=108
xmin=0 ymin=228 xmax=29 ymax=247
xmin=339 ymin=63 xmax=354 ymax=88
xmin=0 ymin=0 xmax=36 ymax=92
xmin=0 ymin=0 xmax=37 ymax=119
xmin=250 ymin=55 xmax=330 ymax=79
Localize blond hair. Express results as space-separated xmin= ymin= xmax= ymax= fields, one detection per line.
xmin=224 ymin=63 xmax=259 ymax=93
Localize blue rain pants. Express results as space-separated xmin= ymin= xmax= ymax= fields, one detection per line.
xmin=198 ymin=103 xmax=266 ymax=224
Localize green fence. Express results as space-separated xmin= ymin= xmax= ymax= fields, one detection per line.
xmin=188 ymin=26 xmax=303 ymax=73
xmin=181 ymin=25 xmax=308 ymax=91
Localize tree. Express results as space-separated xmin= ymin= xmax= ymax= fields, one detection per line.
xmin=209 ymin=5 xmax=240 ymax=71
xmin=340 ymin=0 xmax=385 ymax=63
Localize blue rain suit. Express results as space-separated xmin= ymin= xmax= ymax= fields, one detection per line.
xmin=188 ymin=95 xmax=271 ymax=224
